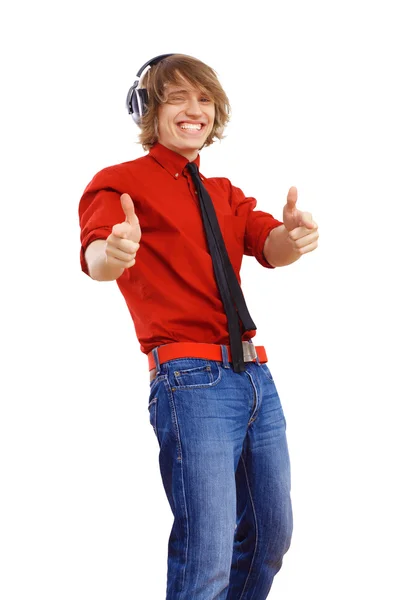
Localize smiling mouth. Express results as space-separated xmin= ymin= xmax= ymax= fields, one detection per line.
xmin=178 ymin=122 xmax=205 ymax=132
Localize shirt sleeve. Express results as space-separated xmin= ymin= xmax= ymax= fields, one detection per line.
xmin=231 ymin=184 xmax=283 ymax=268
xmin=78 ymin=166 xmax=130 ymax=276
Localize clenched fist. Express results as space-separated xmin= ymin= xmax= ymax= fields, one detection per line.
xmin=105 ymin=193 xmax=141 ymax=269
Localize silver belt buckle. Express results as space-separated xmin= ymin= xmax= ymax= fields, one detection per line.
xmin=242 ymin=341 xmax=257 ymax=362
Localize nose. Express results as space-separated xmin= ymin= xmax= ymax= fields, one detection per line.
xmin=185 ymin=97 xmax=202 ymax=117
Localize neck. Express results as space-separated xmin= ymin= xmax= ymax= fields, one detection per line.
xmin=159 ymin=142 xmax=199 ymax=162
xmin=181 ymin=150 xmax=199 ymax=162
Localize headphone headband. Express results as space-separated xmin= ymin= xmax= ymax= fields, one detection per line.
xmin=135 ymin=53 xmax=175 ymax=78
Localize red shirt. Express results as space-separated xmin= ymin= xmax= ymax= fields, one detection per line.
xmin=79 ymin=143 xmax=283 ymax=355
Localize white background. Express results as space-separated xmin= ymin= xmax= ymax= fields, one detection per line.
xmin=1 ymin=0 xmax=399 ymax=598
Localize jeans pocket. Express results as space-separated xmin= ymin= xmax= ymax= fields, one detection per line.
xmin=170 ymin=360 xmax=222 ymax=389
xmin=261 ymin=363 xmax=274 ymax=382
xmin=149 ymin=373 xmax=162 ymax=392
xmin=148 ymin=396 xmax=158 ymax=439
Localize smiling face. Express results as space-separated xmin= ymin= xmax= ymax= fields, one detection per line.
xmin=157 ymin=80 xmax=216 ymax=161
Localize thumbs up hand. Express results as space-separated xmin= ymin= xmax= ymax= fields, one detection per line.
xmin=105 ymin=194 xmax=142 ymax=269
xmin=283 ymin=186 xmax=319 ymax=256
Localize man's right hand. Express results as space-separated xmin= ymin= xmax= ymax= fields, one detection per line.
xmin=105 ymin=193 xmax=142 ymax=269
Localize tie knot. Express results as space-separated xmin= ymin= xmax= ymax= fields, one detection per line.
xmin=187 ymin=162 xmax=199 ymax=177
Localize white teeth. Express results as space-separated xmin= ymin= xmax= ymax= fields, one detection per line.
xmin=180 ymin=123 xmax=202 ymax=130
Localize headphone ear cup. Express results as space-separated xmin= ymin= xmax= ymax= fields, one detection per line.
xmin=135 ymin=88 xmax=149 ymax=123
xmin=126 ymin=85 xmax=149 ymax=125
xmin=126 ymin=83 xmax=137 ymax=114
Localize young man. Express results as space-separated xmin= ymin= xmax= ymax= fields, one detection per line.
xmin=79 ymin=54 xmax=318 ymax=599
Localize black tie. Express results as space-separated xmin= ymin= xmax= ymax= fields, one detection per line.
xmin=186 ymin=162 xmax=257 ymax=373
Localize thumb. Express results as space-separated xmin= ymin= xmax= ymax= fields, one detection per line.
xmin=120 ymin=193 xmax=136 ymax=226
xmin=286 ymin=186 xmax=298 ymax=211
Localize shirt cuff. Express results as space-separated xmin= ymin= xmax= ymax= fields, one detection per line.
xmin=80 ymin=227 xmax=111 ymax=276
xmin=255 ymin=222 xmax=283 ymax=268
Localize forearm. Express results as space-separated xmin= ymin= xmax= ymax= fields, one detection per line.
xmin=85 ymin=240 xmax=125 ymax=281
xmin=263 ymin=225 xmax=301 ymax=267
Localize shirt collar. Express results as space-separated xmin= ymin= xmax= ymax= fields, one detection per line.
xmin=149 ymin=142 xmax=202 ymax=180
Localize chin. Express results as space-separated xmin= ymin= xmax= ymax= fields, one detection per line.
xmin=184 ymin=138 xmax=207 ymax=149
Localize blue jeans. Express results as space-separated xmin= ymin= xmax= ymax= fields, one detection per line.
xmin=148 ymin=343 xmax=293 ymax=599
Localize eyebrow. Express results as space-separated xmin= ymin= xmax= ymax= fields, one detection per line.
xmin=167 ymin=89 xmax=190 ymax=96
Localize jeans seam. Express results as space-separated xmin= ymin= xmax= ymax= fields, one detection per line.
xmin=238 ymin=454 xmax=259 ymax=600
xmin=246 ymin=370 xmax=259 ymax=425
xmin=176 ymin=452 xmax=189 ymax=599
xmin=164 ymin=381 xmax=189 ymax=597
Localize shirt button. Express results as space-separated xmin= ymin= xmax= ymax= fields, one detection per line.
xmin=174 ymin=173 xmax=179 ymax=178
xmin=195 ymin=191 xmax=198 ymax=194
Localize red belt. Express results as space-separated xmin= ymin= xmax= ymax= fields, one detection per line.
xmin=147 ymin=341 xmax=268 ymax=372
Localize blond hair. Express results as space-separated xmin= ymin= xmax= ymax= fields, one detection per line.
xmin=137 ymin=54 xmax=231 ymax=151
